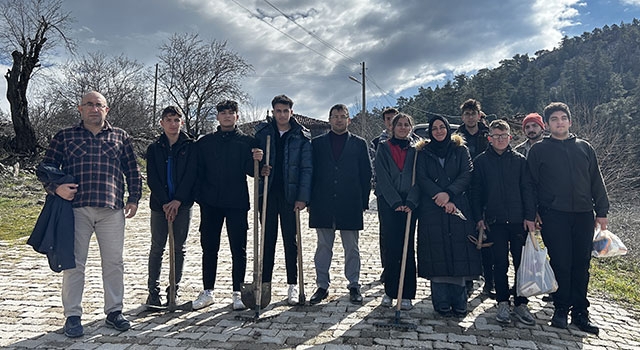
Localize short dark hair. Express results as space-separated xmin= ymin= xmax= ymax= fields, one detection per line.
xmin=460 ymin=99 xmax=481 ymax=113
xmin=271 ymin=94 xmax=294 ymax=109
xmin=216 ymin=100 xmax=238 ymax=113
xmin=381 ymin=107 xmax=399 ymax=120
xmin=489 ymin=119 xmax=510 ymax=133
xmin=391 ymin=112 xmax=414 ymax=130
xmin=329 ymin=104 xmax=349 ymax=118
xmin=161 ymin=106 xmax=183 ymax=119
xmin=543 ymin=102 xmax=571 ymax=123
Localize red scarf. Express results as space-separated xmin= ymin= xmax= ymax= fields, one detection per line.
xmin=388 ymin=141 xmax=407 ymax=171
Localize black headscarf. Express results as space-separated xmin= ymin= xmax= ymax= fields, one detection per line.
xmin=426 ymin=115 xmax=452 ymax=158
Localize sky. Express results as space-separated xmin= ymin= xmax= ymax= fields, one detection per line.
xmin=1 ymin=0 xmax=640 ymax=121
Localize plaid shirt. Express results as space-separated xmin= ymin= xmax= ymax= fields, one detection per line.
xmin=42 ymin=121 xmax=142 ymax=209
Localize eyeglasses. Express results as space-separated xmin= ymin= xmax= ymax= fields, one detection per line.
xmin=432 ymin=126 xmax=447 ymax=131
xmin=489 ymin=134 xmax=510 ymax=140
xmin=82 ymin=102 xmax=107 ymax=109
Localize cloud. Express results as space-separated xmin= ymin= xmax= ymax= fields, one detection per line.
xmin=0 ymin=0 xmax=627 ymax=120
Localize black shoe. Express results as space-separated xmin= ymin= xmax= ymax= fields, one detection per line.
xmin=482 ymin=286 xmax=496 ymax=299
xmin=309 ymin=287 xmax=329 ymax=305
xmin=550 ymin=308 xmax=568 ymax=329
xmin=145 ymin=293 xmax=162 ymax=308
xmin=106 ymin=311 xmax=131 ymax=331
xmin=349 ymin=287 xmax=363 ymax=305
xmin=571 ymin=310 xmax=600 ymax=335
xmin=63 ymin=316 xmax=84 ymax=338
xmin=542 ymin=294 xmax=553 ymax=302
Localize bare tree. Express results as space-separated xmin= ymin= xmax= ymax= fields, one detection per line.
xmin=0 ymin=0 xmax=74 ymax=154
xmin=35 ymin=52 xmax=153 ymax=140
xmin=157 ymin=33 xmax=253 ymax=136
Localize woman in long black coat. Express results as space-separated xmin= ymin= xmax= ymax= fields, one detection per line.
xmin=416 ymin=115 xmax=481 ymax=317
xmin=374 ymin=113 xmax=420 ymax=310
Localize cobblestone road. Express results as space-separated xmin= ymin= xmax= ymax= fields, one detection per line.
xmin=1 ymin=186 xmax=639 ymax=349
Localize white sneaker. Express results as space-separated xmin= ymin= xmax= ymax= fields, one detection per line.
xmin=381 ymin=294 xmax=393 ymax=307
xmin=232 ymin=291 xmax=247 ymax=311
xmin=288 ymin=284 xmax=299 ymax=305
xmin=193 ymin=289 xmax=214 ymax=310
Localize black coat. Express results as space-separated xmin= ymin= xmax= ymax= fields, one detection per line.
xmin=146 ymin=131 xmax=197 ymax=212
xmin=196 ymin=127 xmax=258 ymax=210
xmin=415 ymin=138 xmax=481 ymax=279
xmin=28 ymin=163 xmax=76 ymax=272
xmin=469 ymin=145 xmax=536 ymax=225
xmin=308 ymin=131 xmax=372 ymax=230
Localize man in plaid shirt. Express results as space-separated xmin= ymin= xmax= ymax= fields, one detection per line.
xmin=40 ymin=91 xmax=142 ymax=338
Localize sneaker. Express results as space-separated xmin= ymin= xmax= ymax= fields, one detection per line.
xmin=105 ymin=311 xmax=130 ymax=331
xmin=482 ymin=286 xmax=496 ymax=299
xmin=232 ymin=291 xmax=247 ymax=311
xmin=400 ymin=299 xmax=413 ymax=310
xmin=496 ymin=301 xmax=511 ymax=324
xmin=571 ymin=310 xmax=599 ymax=335
xmin=63 ymin=316 xmax=84 ymax=338
xmin=513 ymin=304 xmax=536 ymax=326
xmin=145 ymin=292 xmax=162 ymax=308
xmin=550 ymin=307 xmax=568 ymax=329
xmin=288 ymin=284 xmax=299 ymax=305
xmin=381 ymin=294 xmax=392 ymax=307
xmin=193 ymin=289 xmax=214 ymax=310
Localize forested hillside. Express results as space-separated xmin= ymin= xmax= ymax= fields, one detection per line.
xmin=390 ymin=20 xmax=640 ymax=201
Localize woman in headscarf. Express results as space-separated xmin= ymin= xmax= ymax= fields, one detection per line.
xmin=374 ymin=113 xmax=420 ymax=310
xmin=416 ymin=115 xmax=481 ymax=317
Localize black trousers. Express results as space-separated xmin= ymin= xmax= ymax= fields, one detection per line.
xmin=199 ymin=203 xmax=248 ymax=291
xmin=489 ymin=223 xmax=528 ymax=305
xmin=378 ymin=199 xmax=416 ymax=299
xmin=539 ymin=208 xmax=594 ymax=312
xmin=259 ymin=190 xmax=298 ymax=284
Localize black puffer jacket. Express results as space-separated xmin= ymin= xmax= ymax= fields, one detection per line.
xmin=469 ymin=145 xmax=536 ymax=225
xmin=146 ymin=131 xmax=197 ymax=212
xmin=255 ymin=117 xmax=312 ymax=204
xmin=415 ymin=136 xmax=481 ymax=279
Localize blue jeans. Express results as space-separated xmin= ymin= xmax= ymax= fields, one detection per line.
xmin=430 ymin=281 xmax=467 ymax=314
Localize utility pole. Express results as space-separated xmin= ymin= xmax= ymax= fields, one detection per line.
xmin=349 ymin=61 xmax=366 ymax=134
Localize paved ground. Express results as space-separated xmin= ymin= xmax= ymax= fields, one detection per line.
xmin=1 ymin=187 xmax=639 ymax=349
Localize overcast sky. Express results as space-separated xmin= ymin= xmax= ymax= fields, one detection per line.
xmin=1 ymin=0 xmax=640 ymax=120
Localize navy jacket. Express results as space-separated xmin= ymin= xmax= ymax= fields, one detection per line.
xmin=28 ymin=163 xmax=76 ymax=272
xmin=255 ymin=117 xmax=312 ymax=204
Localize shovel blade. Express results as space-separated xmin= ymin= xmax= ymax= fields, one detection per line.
xmin=240 ymin=282 xmax=271 ymax=310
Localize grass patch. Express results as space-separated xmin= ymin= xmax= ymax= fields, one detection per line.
xmin=590 ymin=258 xmax=640 ymax=309
xmin=0 ymin=197 xmax=42 ymax=242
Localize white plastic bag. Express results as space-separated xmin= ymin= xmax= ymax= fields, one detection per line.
xmin=517 ymin=232 xmax=558 ymax=297
xmin=592 ymin=227 xmax=628 ymax=258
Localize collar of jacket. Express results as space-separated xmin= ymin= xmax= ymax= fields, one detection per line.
xmin=158 ymin=130 xmax=193 ymax=148
xmin=486 ymin=144 xmax=513 ymax=157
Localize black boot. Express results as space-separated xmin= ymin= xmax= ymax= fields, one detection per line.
xmin=571 ymin=310 xmax=599 ymax=335
xmin=551 ymin=307 xmax=568 ymax=329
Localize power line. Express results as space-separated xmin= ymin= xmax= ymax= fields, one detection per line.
xmin=229 ymin=0 xmax=353 ymax=71
xmin=262 ymin=0 xmax=358 ymax=65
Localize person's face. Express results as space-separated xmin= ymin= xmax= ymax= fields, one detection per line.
xmin=431 ymin=119 xmax=448 ymax=142
xmin=78 ymin=92 xmax=109 ymax=128
xmin=488 ymin=129 xmax=511 ymax=152
xmin=523 ymin=122 xmax=544 ymax=141
xmin=383 ymin=112 xmax=395 ymax=133
xmin=547 ymin=111 xmax=571 ymax=140
xmin=273 ymin=103 xmax=292 ymax=128
xmin=160 ymin=113 xmax=183 ymax=137
xmin=217 ymin=109 xmax=239 ymax=129
xmin=329 ymin=108 xmax=350 ymax=134
xmin=461 ymin=109 xmax=479 ymax=128
xmin=393 ymin=117 xmax=412 ymax=139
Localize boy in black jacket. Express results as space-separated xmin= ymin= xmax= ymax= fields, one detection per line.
xmin=193 ymin=100 xmax=263 ymax=311
xmin=146 ymin=106 xmax=197 ymax=308
xmin=470 ymin=119 xmax=537 ymax=325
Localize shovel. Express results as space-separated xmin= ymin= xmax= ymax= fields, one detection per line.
xmin=238 ymin=135 xmax=272 ymax=321
xmin=295 ymin=208 xmax=306 ymax=305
